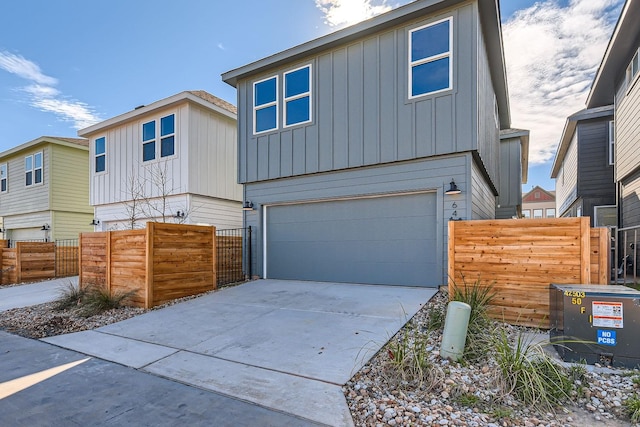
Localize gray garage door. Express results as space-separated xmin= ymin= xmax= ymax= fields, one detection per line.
xmin=265 ymin=192 xmax=438 ymax=286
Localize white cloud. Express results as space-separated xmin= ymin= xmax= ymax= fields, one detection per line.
xmin=503 ymin=0 xmax=623 ymax=165
xmin=0 ymin=50 xmax=101 ymax=130
xmin=315 ymin=0 xmax=392 ymax=27
xmin=217 ymin=42 xmax=226 ymax=51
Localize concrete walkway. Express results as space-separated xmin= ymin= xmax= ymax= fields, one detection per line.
xmin=43 ymin=279 xmax=437 ymax=426
xmin=0 ymin=276 xmax=77 ymax=312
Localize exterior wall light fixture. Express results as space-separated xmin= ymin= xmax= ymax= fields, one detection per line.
xmin=445 ymin=179 xmax=461 ymax=195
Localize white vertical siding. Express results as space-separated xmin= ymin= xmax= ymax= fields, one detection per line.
xmin=187 ymin=104 xmax=242 ymax=201
xmin=90 ymin=104 xmax=188 ymax=206
xmin=555 ymin=131 xmax=578 ymax=215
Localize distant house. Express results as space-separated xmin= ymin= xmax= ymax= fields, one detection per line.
xmin=78 ymin=91 xmax=243 ymax=231
xmin=522 ymin=186 xmax=555 ymax=219
xmin=586 ymin=0 xmax=640 ymax=229
xmin=497 ymin=129 xmax=529 ymax=219
xmin=223 ymin=0 xmax=525 ymax=286
xmin=0 ymin=136 xmax=93 ymax=242
xmin=550 ymin=106 xmax=616 ymax=227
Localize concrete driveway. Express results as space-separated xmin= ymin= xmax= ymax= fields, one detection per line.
xmin=0 ymin=277 xmax=78 ymax=312
xmin=43 ymin=279 xmax=436 ymax=426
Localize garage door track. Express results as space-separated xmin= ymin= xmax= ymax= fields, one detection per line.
xmin=44 ymin=279 xmax=436 ymax=426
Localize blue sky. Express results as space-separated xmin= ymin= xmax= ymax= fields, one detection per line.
xmin=0 ymin=0 xmax=624 ymax=191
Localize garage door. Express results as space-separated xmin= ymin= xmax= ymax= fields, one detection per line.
xmin=265 ymin=192 xmax=438 ymax=286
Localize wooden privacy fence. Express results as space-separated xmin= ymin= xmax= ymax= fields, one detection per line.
xmin=79 ymin=222 xmax=217 ymax=308
xmin=0 ymin=240 xmax=79 ymax=285
xmin=448 ymin=217 xmax=610 ymax=328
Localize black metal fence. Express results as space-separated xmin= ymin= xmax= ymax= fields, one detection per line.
xmin=55 ymin=239 xmax=79 ymax=277
xmin=216 ymin=227 xmax=251 ymax=286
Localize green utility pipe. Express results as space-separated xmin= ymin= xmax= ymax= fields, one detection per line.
xmin=440 ymin=301 xmax=471 ymax=361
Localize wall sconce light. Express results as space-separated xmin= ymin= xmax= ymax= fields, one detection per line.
xmin=41 ymin=224 xmax=50 ymax=231
xmin=174 ymin=210 xmax=185 ymax=219
xmin=242 ymin=200 xmax=254 ymax=211
xmin=90 ymin=219 xmax=100 ymax=226
xmin=445 ymin=179 xmax=462 ymax=195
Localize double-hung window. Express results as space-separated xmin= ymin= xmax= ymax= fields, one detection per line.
xmin=626 ymin=49 xmax=639 ymax=88
xmin=95 ymin=137 xmax=106 ymax=173
xmin=0 ymin=163 xmax=7 ymax=192
xmin=254 ymin=76 xmax=278 ymax=134
xmin=409 ymin=17 xmax=452 ymax=98
xmin=142 ymin=114 xmax=175 ymax=162
xmin=284 ymin=65 xmax=311 ymax=127
xmin=25 ymin=152 xmax=42 ymax=187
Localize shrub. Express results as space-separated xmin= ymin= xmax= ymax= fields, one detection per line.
xmin=77 ymin=286 xmax=134 ymax=317
xmin=450 ymin=275 xmax=496 ymax=361
xmin=385 ymin=325 xmax=442 ymax=390
xmin=493 ymin=329 xmax=571 ymax=412
xmin=53 ymin=282 xmax=86 ymax=311
xmin=625 ymin=394 xmax=640 ymax=423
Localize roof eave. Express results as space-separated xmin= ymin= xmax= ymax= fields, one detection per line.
xmin=78 ymin=91 xmax=236 ymax=137
xmin=0 ymin=136 xmax=88 ymax=159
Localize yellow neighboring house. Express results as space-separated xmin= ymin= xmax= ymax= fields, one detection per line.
xmin=0 ymin=136 xmax=93 ymax=242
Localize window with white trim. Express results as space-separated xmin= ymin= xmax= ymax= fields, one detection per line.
xmin=533 ymin=209 xmax=543 ymax=219
xmin=409 ymin=17 xmax=452 ymax=98
xmin=609 ymin=121 xmax=615 ymax=166
xmin=522 ymin=210 xmax=531 ymax=218
xmin=546 ymin=208 xmax=556 ymax=218
xmin=0 ymin=163 xmax=7 ymax=192
xmin=142 ymin=114 xmax=175 ymax=162
xmin=284 ymin=65 xmax=311 ymax=127
xmin=95 ymin=136 xmax=106 ymax=173
xmin=25 ymin=152 xmax=42 ymax=187
xmin=254 ymin=76 xmax=278 ymax=134
xmin=626 ymin=48 xmax=639 ymax=87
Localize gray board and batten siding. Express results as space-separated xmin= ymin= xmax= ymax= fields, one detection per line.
xmin=229 ymin=2 xmax=502 ymax=190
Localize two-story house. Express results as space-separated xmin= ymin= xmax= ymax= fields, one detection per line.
xmin=78 ymin=90 xmax=243 ymax=231
xmin=223 ymin=0 xmax=521 ymax=287
xmin=550 ymin=106 xmax=616 ymax=226
xmin=586 ymin=0 xmax=640 ymax=229
xmin=521 ymin=186 xmax=556 ymax=219
xmin=0 ymin=136 xmax=93 ymax=242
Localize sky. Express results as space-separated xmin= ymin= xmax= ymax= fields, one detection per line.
xmin=0 ymin=0 xmax=625 ymax=192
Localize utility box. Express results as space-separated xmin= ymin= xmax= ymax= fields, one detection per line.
xmin=549 ymin=284 xmax=640 ymax=369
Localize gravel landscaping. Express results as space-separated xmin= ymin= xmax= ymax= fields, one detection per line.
xmin=1 ymin=282 xmax=639 ymax=426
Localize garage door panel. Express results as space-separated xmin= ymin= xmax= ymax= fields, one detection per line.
xmin=266 ymin=193 xmax=438 ymax=287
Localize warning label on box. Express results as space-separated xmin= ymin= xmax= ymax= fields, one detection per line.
xmin=592 ymin=301 xmax=623 ymax=328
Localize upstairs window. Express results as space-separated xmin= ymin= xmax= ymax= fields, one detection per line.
xmin=0 ymin=163 xmax=6 ymax=192
xmin=142 ymin=114 xmax=175 ymax=162
xmin=25 ymin=152 xmax=42 ymax=187
xmin=254 ymin=76 xmax=278 ymax=134
xmin=95 ymin=137 xmax=106 ymax=173
xmin=533 ymin=209 xmax=543 ymax=219
xmin=626 ymin=49 xmax=639 ymax=88
xmin=609 ymin=121 xmax=615 ymax=166
xmin=142 ymin=120 xmax=156 ymax=162
xmin=546 ymin=208 xmax=556 ymax=218
xmin=284 ymin=65 xmax=311 ymax=127
xmin=409 ymin=17 xmax=452 ymax=98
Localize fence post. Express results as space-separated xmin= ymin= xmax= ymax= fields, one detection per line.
xmin=106 ymin=231 xmax=112 ymax=294
xmin=16 ymin=242 xmax=22 ymax=284
xmin=247 ymin=226 xmax=252 ymax=280
xmin=212 ymin=226 xmax=217 ymax=289
xmin=580 ymin=217 xmax=591 ymax=283
xmin=78 ymin=234 xmax=83 ymax=288
xmin=145 ymin=222 xmax=154 ymax=309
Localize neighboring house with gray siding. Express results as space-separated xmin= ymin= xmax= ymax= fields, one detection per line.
xmin=496 ymin=129 xmax=529 ymax=219
xmin=222 ymin=0 xmax=521 ymax=287
xmin=550 ymin=106 xmax=616 ymax=227
xmin=78 ymin=91 xmax=243 ymax=231
xmin=0 ymin=136 xmax=94 ymax=242
xmin=586 ymin=0 xmax=640 ymax=229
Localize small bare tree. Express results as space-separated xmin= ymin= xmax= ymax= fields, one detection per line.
xmin=143 ymin=161 xmax=181 ymax=223
xmin=122 ymin=169 xmax=147 ymax=230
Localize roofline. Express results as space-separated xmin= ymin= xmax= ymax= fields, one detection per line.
xmin=78 ymin=91 xmax=236 ymax=137
xmin=500 ymin=128 xmax=529 ymax=184
xmin=222 ymin=0 xmax=510 ymax=126
xmin=586 ymin=0 xmax=637 ymax=108
xmin=523 ymin=185 xmax=555 ymax=198
xmin=0 ymin=136 xmax=88 ymax=159
xmin=550 ymin=105 xmax=614 ymax=177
